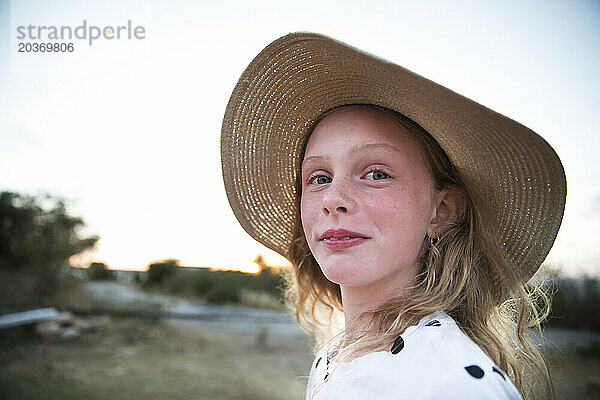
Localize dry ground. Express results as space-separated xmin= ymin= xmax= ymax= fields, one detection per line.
xmin=0 ymin=318 xmax=313 ymax=400
xmin=0 ymin=317 xmax=599 ymax=400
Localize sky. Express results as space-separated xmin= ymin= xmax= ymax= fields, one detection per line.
xmin=0 ymin=0 xmax=598 ymax=276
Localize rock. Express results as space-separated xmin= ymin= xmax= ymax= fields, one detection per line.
xmin=60 ymin=326 xmax=81 ymax=339
xmin=72 ymin=317 xmax=93 ymax=331
xmin=54 ymin=311 xmax=74 ymax=324
xmin=72 ymin=315 xmax=110 ymax=332
xmin=35 ymin=321 xmax=61 ymax=338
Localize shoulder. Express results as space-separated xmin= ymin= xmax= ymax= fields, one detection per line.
xmin=378 ymin=311 xmax=523 ymax=399
xmin=419 ymin=362 xmax=522 ymax=400
xmin=306 ymin=311 xmax=523 ymax=400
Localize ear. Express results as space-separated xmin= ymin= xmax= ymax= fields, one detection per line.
xmin=427 ymin=186 xmax=466 ymax=237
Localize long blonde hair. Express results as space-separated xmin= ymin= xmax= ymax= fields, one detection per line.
xmin=285 ymin=105 xmax=554 ymax=399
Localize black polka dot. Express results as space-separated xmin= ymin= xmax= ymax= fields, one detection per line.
xmin=465 ymin=365 xmax=485 ymax=379
xmin=324 ymin=372 xmax=329 ymax=380
xmin=314 ymin=357 xmax=322 ymax=369
xmin=492 ymin=366 xmax=506 ymax=381
xmin=390 ymin=335 xmax=404 ymax=354
xmin=425 ymin=320 xmax=441 ymax=327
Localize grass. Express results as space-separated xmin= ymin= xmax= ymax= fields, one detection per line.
xmin=0 ymin=318 xmax=313 ymax=400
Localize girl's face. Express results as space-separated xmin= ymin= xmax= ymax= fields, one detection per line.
xmin=300 ymin=106 xmax=440 ymax=293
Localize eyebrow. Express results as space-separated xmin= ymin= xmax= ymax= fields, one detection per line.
xmin=302 ymin=142 xmax=403 ymax=165
xmin=360 ymin=143 xmax=403 ymax=154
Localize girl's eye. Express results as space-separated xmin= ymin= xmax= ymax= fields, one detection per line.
xmin=309 ymin=175 xmax=332 ymax=185
xmin=365 ymin=170 xmax=389 ymax=180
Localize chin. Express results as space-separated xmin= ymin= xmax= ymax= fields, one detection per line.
xmin=318 ymin=259 xmax=370 ymax=286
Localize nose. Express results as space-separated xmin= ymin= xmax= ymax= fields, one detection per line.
xmin=321 ymin=179 xmax=356 ymax=216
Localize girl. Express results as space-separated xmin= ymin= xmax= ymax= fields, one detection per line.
xmin=221 ymin=33 xmax=566 ymax=399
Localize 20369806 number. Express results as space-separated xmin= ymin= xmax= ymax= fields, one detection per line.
xmin=18 ymin=42 xmax=74 ymax=52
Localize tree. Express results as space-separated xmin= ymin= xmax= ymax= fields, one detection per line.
xmin=0 ymin=191 xmax=99 ymax=294
xmin=87 ymin=262 xmax=114 ymax=280
xmin=146 ymin=259 xmax=179 ymax=285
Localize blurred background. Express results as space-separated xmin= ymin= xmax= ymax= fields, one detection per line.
xmin=0 ymin=0 xmax=598 ymax=399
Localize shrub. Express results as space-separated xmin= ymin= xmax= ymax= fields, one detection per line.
xmin=205 ymin=283 xmax=240 ymax=303
xmin=192 ymin=272 xmax=213 ymax=295
xmin=190 ymin=269 xmax=284 ymax=305
xmin=137 ymin=258 xmax=289 ymax=308
xmin=0 ymin=191 xmax=99 ymax=297
xmin=146 ymin=259 xmax=178 ymax=285
xmin=86 ymin=262 xmax=114 ymax=280
xmin=549 ymin=275 xmax=600 ymax=332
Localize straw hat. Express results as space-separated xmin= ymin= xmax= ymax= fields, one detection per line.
xmin=221 ymin=32 xmax=566 ymax=282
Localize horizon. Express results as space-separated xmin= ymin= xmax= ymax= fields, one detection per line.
xmin=70 ymin=256 xmax=286 ymax=274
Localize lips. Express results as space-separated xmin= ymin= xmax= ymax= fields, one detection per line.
xmin=319 ymin=229 xmax=369 ymax=250
xmin=319 ymin=229 xmax=369 ymax=241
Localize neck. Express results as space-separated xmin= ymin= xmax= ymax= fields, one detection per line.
xmin=340 ymin=273 xmax=415 ymax=336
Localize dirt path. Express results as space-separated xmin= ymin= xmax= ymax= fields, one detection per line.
xmin=83 ymin=281 xmax=307 ymax=337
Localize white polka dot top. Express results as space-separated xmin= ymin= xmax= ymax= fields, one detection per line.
xmin=305 ymin=310 xmax=523 ymax=400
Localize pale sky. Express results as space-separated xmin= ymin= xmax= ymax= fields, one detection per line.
xmin=1 ymin=0 xmax=598 ymax=276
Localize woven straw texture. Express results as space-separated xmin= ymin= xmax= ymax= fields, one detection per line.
xmin=221 ymin=32 xmax=566 ymax=282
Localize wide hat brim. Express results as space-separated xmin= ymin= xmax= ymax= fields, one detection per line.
xmin=221 ymin=32 xmax=566 ymax=282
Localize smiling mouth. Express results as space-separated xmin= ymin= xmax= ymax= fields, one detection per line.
xmin=319 ymin=229 xmax=369 ymax=250
xmin=319 ymin=229 xmax=369 ymax=241
xmin=321 ymin=237 xmax=368 ymax=250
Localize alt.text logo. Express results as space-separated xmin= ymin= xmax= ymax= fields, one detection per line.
xmin=16 ymin=19 xmax=146 ymax=46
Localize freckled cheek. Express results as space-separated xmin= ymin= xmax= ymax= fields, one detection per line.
xmin=299 ymin=195 xmax=318 ymax=235
xmin=364 ymin=192 xmax=411 ymax=221
xmin=364 ymin=191 xmax=429 ymax=237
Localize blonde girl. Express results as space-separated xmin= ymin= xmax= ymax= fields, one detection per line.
xmin=221 ymin=33 xmax=566 ymax=399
